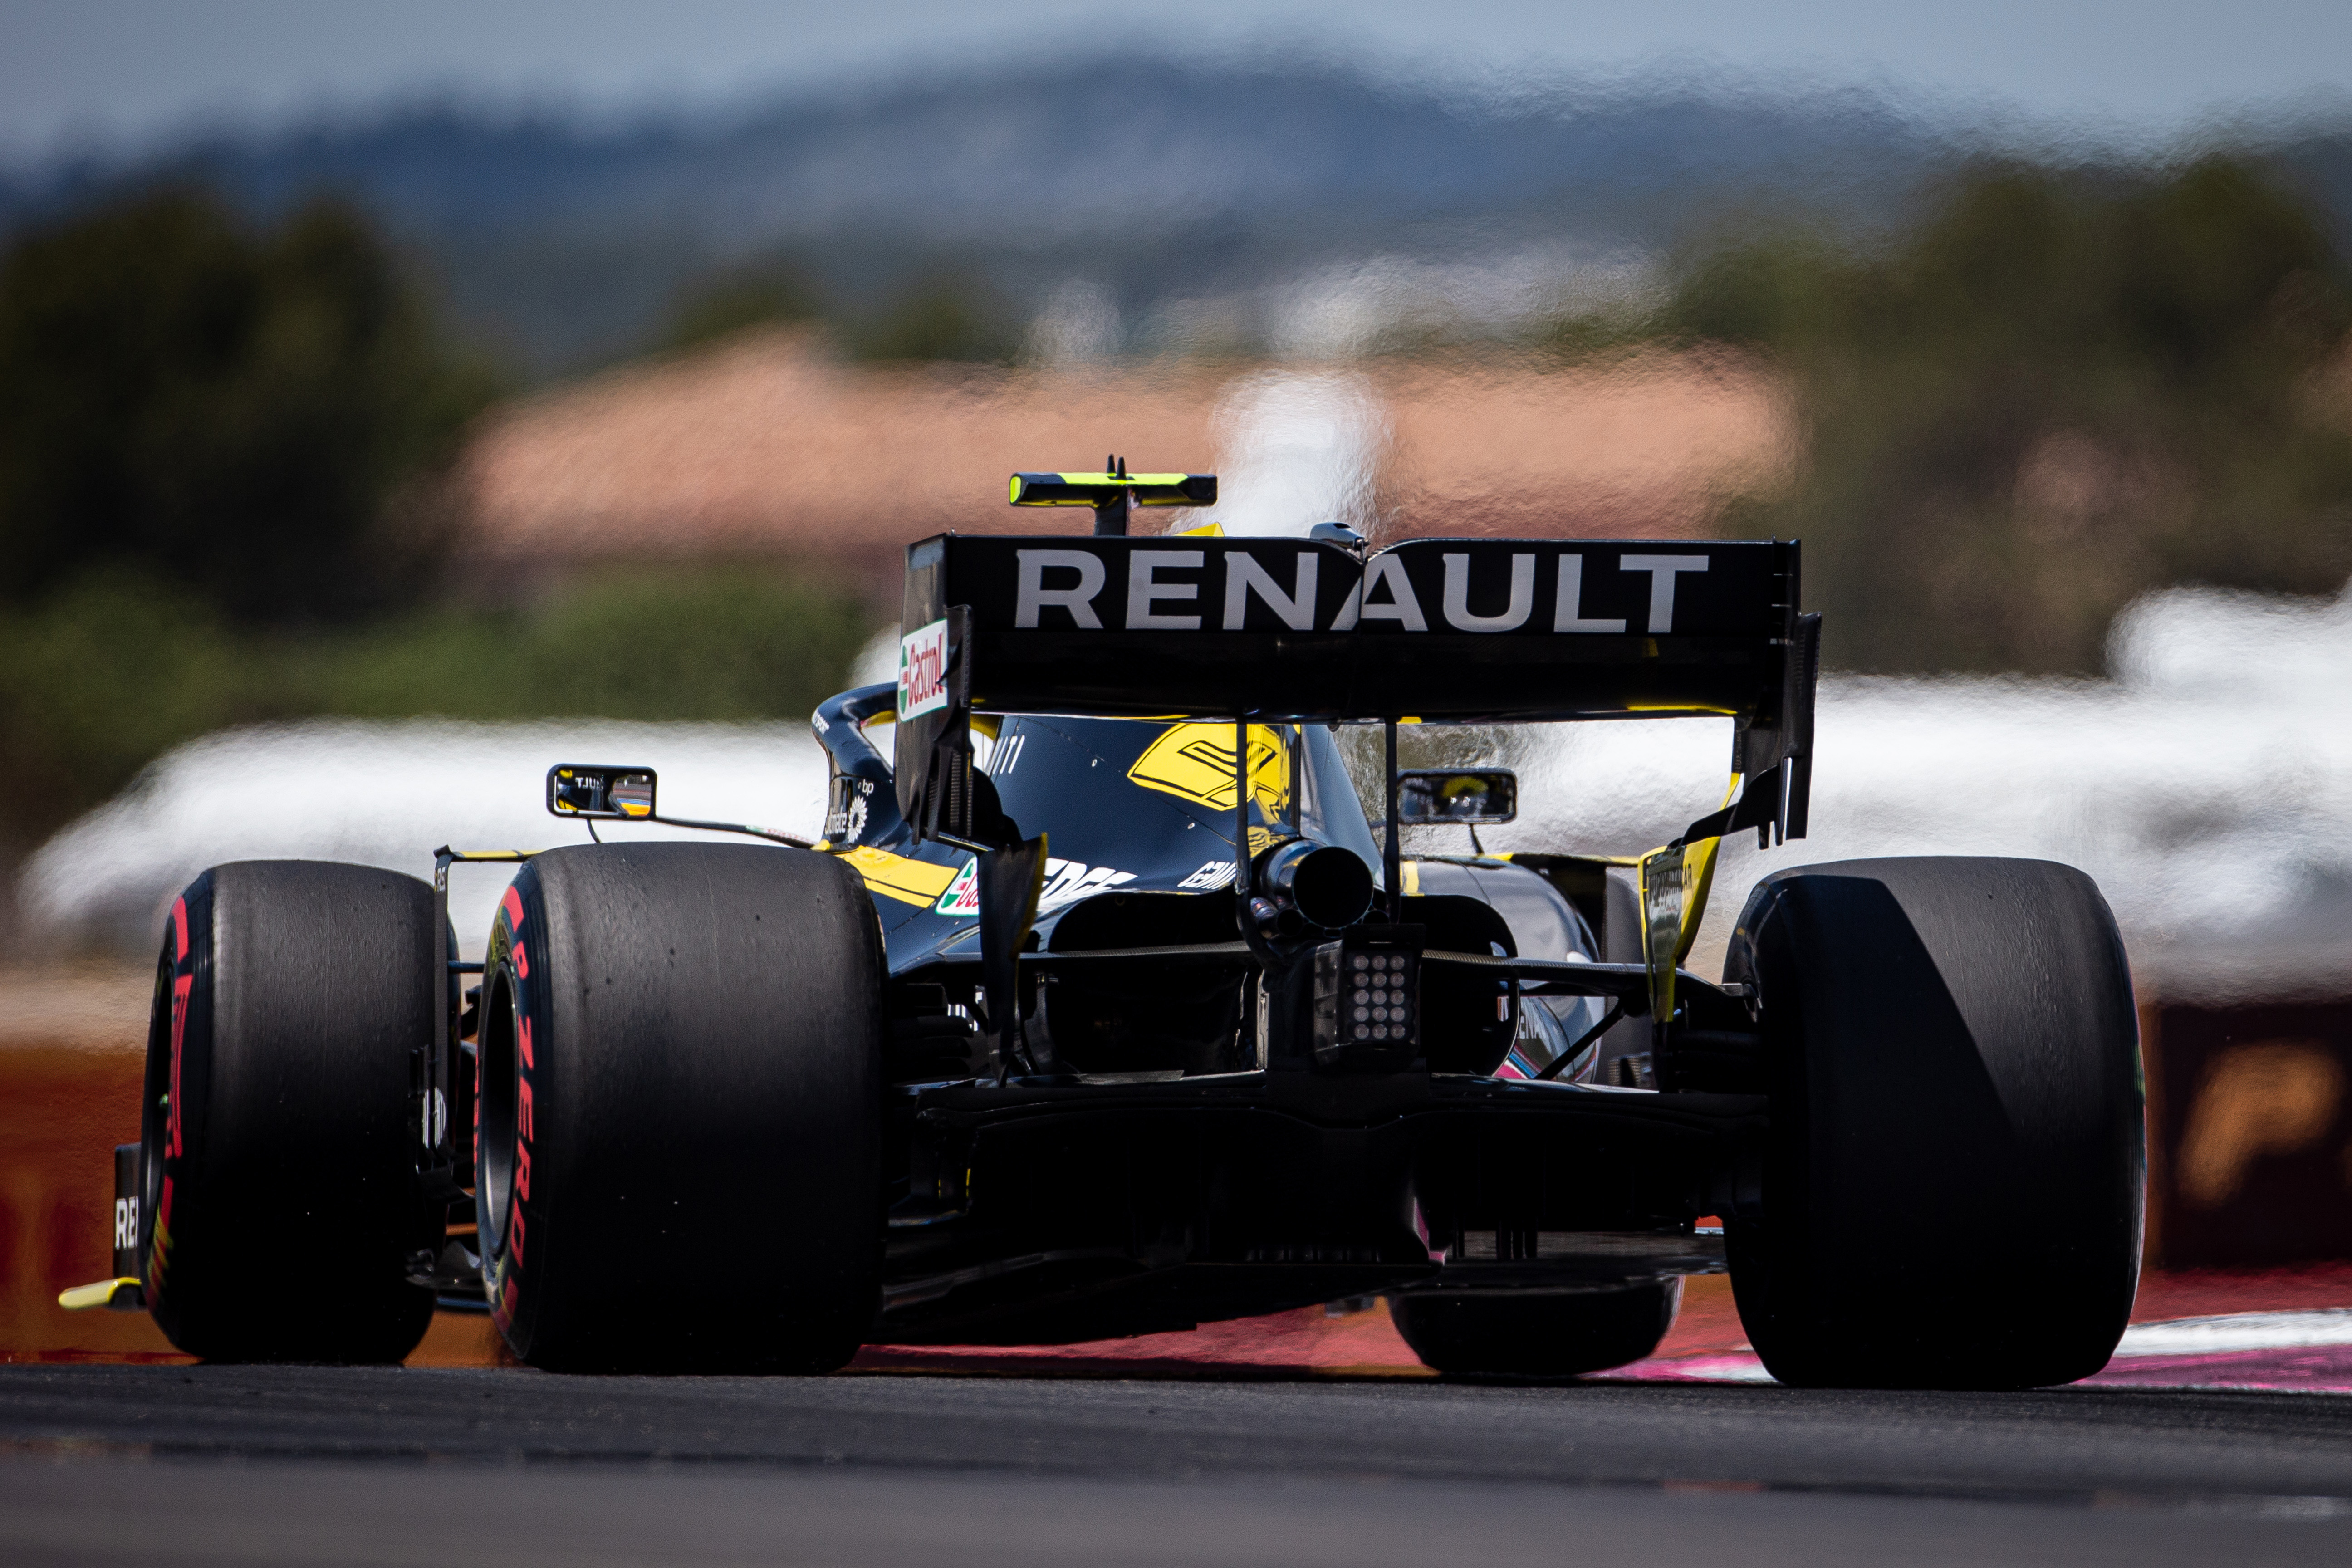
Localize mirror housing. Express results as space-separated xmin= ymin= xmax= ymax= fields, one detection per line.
xmin=1395 ymin=769 xmax=1517 ymax=825
xmin=547 ymin=765 xmax=656 ymax=820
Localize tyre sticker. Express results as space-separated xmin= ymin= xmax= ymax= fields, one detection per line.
xmin=500 ymin=886 xmax=525 ymax=932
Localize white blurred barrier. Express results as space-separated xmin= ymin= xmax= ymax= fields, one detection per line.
xmin=20 ymin=721 xmax=830 ymax=961
xmin=21 ymin=578 xmax=2352 ymax=999
xmin=1481 ymin=579 xmax=2352 ymax=1001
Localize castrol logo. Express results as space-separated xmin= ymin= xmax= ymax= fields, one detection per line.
xmin=898 ymin=618 xmax=949 ymax=720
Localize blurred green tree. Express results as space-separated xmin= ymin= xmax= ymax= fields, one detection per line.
xmin=1669 ymin=157 xmax=2352 ymax=673
xmin=850 ymin=269 xmax=1019 ymax=363
xmin=0 ymin=185 xmax=500 ymax=623
xmin=657 ymin=259 xmax=826 ymax=353
xmin=0 ymin=573 xmax=261 ymax=860
xmin=0 ymin=565 xmax=881 ymax=855
xmin=318 ymin=568 xmax=878 ymax=723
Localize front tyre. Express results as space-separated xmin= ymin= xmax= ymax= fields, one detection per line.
xmin=476 ymin=843 xmax=886 ymax=1373
xmin=1724 ymin=856 xmax=2143 ymax=1390
xmin=1391 ymin=1281 xmax=1681 ymax=1376
xmin=141 ymin=862 xmax=441 ymax=1363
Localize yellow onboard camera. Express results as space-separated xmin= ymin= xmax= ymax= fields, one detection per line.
xmin=1009 ymin=455 xmax=1215 ymax=535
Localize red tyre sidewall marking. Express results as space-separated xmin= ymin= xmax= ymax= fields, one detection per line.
xmin=151 ymin=893 xmax=197 ymax=1293
xmin=487 ymin=881 xmax=537 ymax=1338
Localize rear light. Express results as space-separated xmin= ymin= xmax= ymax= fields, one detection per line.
xmin=1312 ymin=931 xmax=1422 ymax=1069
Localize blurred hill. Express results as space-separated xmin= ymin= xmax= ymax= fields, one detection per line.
xmin=0 ymin=59 xmax=1969 ymax=375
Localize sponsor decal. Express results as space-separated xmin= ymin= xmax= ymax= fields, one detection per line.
xmin=1618 ymin=554 xmax=1710 ymax=634
xmin=825 ymin=777 xmax=877 ymax=842
xmin=984 ymin=542 xmax=1735 ymax=637
xmin=935 ymin=859 xmax=980 ymax=918
xmin=897 ymin=618 xmax=950 ymax=719
xmin=1179 ymin=860 xmax=1236 ymax=891
xmin=1037 ymin=858 xmax=1139 ymax=915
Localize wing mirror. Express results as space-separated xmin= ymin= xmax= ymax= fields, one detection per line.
xmin=547 ymin=765 xmax=657 ymax=820
xmin=1395 ymin=769 xmax=1517 ymax=825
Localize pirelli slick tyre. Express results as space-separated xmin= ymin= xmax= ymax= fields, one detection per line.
xmin=1391 ymin=1281 xmax=1681 ymax=1377
xmin=141 ymin=861 xmax=442 ymax=1363
xmin=475 ymin=843 xmax=885 ymax=1373
xmin=1724 ymin=857 xmax=2143 ymax=1390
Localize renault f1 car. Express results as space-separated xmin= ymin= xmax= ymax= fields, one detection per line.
xmin=70 ymin=469 xmax=2146 ymax=1387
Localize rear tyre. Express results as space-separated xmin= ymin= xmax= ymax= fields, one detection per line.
xmin=1391 ymin=1281 xmax=1681 ymax=1376
xmin=1724 ymin=857 xmax=2143 ymax=1390
xmin=476 ymin=843 xmax=885 ymax=1373
xmin=141 ymin=861 xmax=441 ymax=1363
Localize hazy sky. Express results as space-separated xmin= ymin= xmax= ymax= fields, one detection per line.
xmin=5 ymin=0 xmax=2347 ymax=157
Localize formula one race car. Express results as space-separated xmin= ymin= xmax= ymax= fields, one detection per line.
xmin=69 ymin=468 xmax=2146 ymax=1388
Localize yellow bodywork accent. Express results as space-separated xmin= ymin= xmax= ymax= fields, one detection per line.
xmin=1676 ymin=774 xmax=1740 ymax=965
xmin=1009 ymin=472 xmax=1214 ymax=506
xmin=1637 ymin=774 xmax=1743 ymax=1023
xmin=841 ymin=846 xmax=961 ymax=908
xmin=1127 ymin=722 xmax=1291 ymax=817
xmin=1625 ymin=702 xmax=1741 ymax=716
xmin=1400 ymin=860 xmax=1422 ymax=897
xmin=1175 ymin=521 xmax=1225 ymax=537
xmin=59 ymin=1278 xmax=142 ymax=1312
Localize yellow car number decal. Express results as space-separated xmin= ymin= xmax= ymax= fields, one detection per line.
xmin=1127 ymin=722 xmax=1291 ymax=818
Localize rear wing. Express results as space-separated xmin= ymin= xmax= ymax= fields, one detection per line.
xmin=894 ymin=533 xmax=1818 ymax=845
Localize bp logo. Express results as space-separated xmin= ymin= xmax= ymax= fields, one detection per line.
xmin=935 ymin=859 xmax=980 ymax=918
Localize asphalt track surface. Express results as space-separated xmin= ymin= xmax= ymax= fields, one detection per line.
xmin=5 ymin=1366 xmax=2352 ymax=1566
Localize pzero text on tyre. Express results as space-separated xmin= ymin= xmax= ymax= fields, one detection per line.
xmin=476 ymin=842 xmax=886 ymax=1372
xmin=142 ymin=861 xmax=442 ymax=1363
xmin=1723 ymin=856 xmax=2143 ymax=1390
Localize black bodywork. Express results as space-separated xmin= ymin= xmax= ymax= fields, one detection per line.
xmin=784 ymin=531 xmax=1815 ymax=1346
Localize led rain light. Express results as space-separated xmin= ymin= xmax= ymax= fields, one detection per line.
xmin=1313 ymin=936 xmax=1422 ymax=1068
xmin=1345 ymin=950 xmax=1417 ymax=1044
